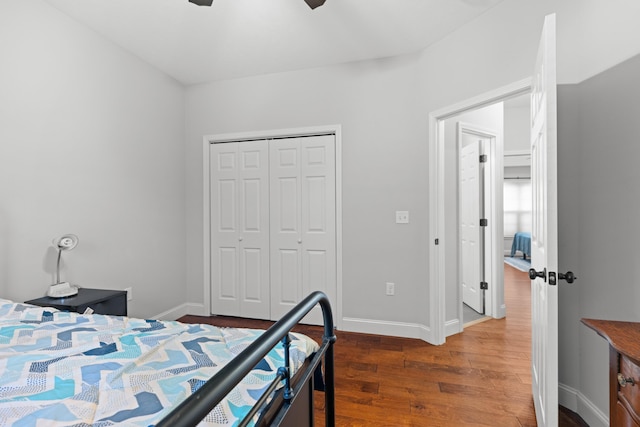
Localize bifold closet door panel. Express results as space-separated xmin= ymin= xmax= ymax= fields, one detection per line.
xmin=210 ymin=141 xmax=270 ymax=319
xmin=270 ymin=135 xmax=336 ymax=324
xmin=300 ymin=136 xmax=336 ymax=324
xmin=269 ymin=138 xmax=301 ymax=321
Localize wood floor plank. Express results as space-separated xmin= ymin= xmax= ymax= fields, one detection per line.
xmin=179 ymin=265 xmax=590 ymax=426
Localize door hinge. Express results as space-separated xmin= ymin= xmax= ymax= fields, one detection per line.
xmin=480 ymin=281 xmax=488 ymax=290
xmin=435 ymin=238 xmax=439 ymax=245
xmin=479 ymin=154 xmax=487 ymax=163
xmin=480 ymin=218 xmax=488 ymax=227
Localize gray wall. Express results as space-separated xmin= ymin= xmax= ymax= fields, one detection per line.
xmin=185 ymin=55 xmax=429 ymax=326
xmin=504 ymin=102 xmax=531 ymax=153
xmin=557 ymin=83 xmax=583 ymax=415
xmin=558 ymin=54 xmax=640 ymax=425
xmin=3 ymin=1 xmax=640 ymax=422
xmin=0 ymin=1 xmax=186 ymax=318
xmin=184 ymin=0 xmax=640 ymax=350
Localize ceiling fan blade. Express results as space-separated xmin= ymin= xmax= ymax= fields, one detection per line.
xmin=187 ymin=0 xmax=324 ymax=9
xmin=304 ymin=0 xmax=326 ymax=9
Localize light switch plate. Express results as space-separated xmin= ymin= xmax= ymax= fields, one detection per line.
xmin=396 ymin=211 xmax=409 ymax=224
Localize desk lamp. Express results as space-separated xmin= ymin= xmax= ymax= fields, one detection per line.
xmin=49 ymin=234 xmax=79 ymax=298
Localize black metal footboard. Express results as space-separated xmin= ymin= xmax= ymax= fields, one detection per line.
xmin=156 ymin=291 xmax=336 ymax=427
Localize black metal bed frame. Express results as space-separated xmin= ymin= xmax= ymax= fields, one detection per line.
xmin=157 ymin=291 xmax=336 ymax=427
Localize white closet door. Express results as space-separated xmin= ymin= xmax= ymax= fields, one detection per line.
xmin=210 ymin=141 xmax=270 ymax=319
xmin=270 ymin=135 xmax=336 ymax=324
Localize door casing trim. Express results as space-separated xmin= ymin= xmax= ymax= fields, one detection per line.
xmin=428 ymin=79 xmax=531 ymax=345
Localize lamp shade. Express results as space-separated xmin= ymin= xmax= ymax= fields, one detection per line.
xmin=54 ymin=234 xmax=78 ymax=251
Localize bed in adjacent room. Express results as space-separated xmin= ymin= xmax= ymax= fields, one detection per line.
xmin=0 ymin=292 xmax=335 ymax=426
xmin=510 ymin=231 xmax=531 ymax=260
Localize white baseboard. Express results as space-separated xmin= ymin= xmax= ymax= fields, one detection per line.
xmin=342 ymin=317 xmax=433 ymax=343
xmin=559 ymin=382 xmax=608 ymax=427
xmin=496 ymin=303 xmax=506 ymax=319
xmin=154 ymin=309 xmax=435 ymax=343
xmin=445 ymin=318 xmax=462 ymax=337
xmin=151 ymin=302 xmax=207 ymax=321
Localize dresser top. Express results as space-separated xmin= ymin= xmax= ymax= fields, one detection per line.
xmin=582 ymin=318 xmax=640 ymax=364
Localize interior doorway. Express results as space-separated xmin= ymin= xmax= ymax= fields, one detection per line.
xmin=428 ymin=79 xmax=532 ymax=344
xmin=444 ymin=95 xmax=531 ymax=333
xmin=443 ymin=105 xmax=502 ymax=336
xmin=454 ymin=95 xmax=531 ymax=331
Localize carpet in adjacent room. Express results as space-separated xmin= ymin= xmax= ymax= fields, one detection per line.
xmin=504 ymin=256 xmax=531 ymax=272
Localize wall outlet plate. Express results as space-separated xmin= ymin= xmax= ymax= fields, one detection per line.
xmin=124 ymin=287 xmax=133 ymax=301
xmin=386 ymin=282 xmax=395 ymax=296
xmin=395 ymin=211 xmax=409 ymax=224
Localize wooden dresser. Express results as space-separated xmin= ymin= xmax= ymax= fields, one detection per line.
xmin=582 ymin=318 xmax=640 ymax=426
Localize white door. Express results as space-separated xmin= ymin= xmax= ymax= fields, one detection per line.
xmin=460 ymin=139 xmax=484 ymax=313
xmin=270 ymin=135 xmax=336 ymax=324
xmin=530 ymin=14 xmax=558 ymax=427
xmin=210 ymin=141 xmax=270 ymax=319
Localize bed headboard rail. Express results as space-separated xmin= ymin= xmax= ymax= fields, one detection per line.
xmin=157 ymin=290 xmax=336 ymax=427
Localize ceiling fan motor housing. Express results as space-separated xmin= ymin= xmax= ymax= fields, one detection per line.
xmin=304 ymin=0 xmax=326 ymax=9
xmin=188 ymin=0 xmax=214 ymax=6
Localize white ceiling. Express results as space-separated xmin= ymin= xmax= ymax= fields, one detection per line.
xmin=44 ymin=0 xmax=505 ymax=86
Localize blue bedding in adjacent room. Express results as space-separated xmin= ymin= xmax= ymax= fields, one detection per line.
xmin=510 ymin=231 xmax=531 ymax=259
xmin=0 ymin=299 xmax=318 ymax=426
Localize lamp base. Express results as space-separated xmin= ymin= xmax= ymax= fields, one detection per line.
xmin=48 ymin=282 xmax=78 ymax=298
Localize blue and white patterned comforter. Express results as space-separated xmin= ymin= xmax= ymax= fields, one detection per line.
xmin=0 ymin=299 xmax=318 ymax=426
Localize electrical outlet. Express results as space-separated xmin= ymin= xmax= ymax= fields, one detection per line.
xmin=124 ymin=287 xmax=133 ymax=301
xmin=386 ymin=282 xmax=395 ymax=296
xmin=395 ymin=211 xmax=409 ymax=224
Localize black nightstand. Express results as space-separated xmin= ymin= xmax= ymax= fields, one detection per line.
xmin=25 ymin=288 xmax=128 ymax=316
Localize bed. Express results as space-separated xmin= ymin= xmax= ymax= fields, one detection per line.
xmin=0 ymin=291 xmax=336 ymax=427
xmin=510 ymin=231 xmax=531 ymax=259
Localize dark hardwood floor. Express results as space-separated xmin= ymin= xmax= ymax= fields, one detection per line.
xmin=179 ymin=265 xmax=589 ymax=426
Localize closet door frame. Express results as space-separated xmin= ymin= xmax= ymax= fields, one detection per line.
xmin=202 ymin=125 xmax=343 ymax=329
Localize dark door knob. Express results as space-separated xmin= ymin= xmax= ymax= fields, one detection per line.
xmin=558 ymin=271 xmax=577 ymax=284
xmin=529 ymin=268 xmax=547 ymax=281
